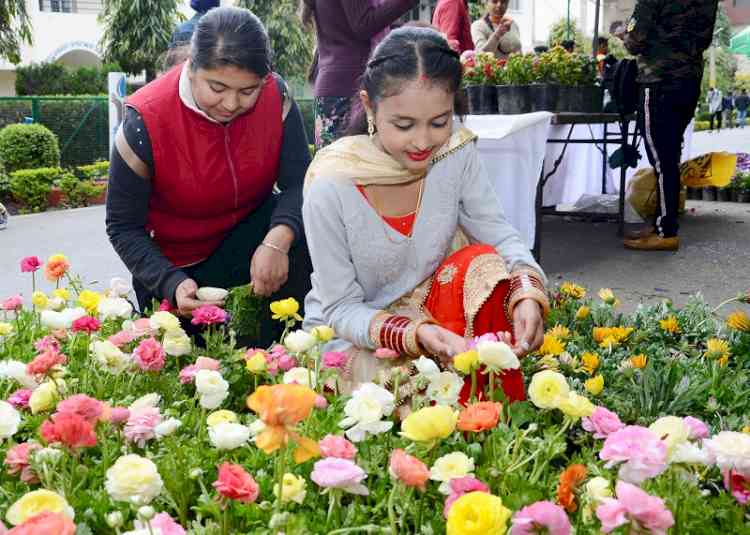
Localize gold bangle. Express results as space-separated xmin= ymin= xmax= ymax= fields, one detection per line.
xmin=405 ymin=318 xmax=434 ymax=357
xmin=261 ymin=241 xmax=289 ymax=255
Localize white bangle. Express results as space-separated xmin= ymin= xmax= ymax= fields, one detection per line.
xmin=261 ymin=241 xmax=289 ymax=255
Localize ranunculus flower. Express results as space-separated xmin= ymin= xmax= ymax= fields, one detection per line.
xmin=600 ymin=426 xmax=668 ymax=484
xmin=213 ymin=462 xmax=259 ymax=503
xmin=427 ymin=371 xmax=464 ymax=406
xmin=453 ymin=349 xmax=479 ymax=374
xmin=431 ymin=452 xmax=476 ymax=495
xmin=40 ymin=412 xmax=97 ymax=450
xmin=311 ymin=325 xmax=335 ymax=342
xmin=277 ymin=353 xmax=298 ymax=371
xmin=77 ymin=290 xmax=102 ymax=314
xmin=457 ymin=402 xmax=502 ymax=433
xmin=105 ymin=454 xmax=164 ymax=504
xmin=0 ymin=400 xmax=21 ymax=440
xmin=319 ymin=434 xmax=357 ymax=459
xmin=704 ymin=431 xmax=750 ymax=477
xmin=339 ymin=383 xmax=395 ymax=442
xmin=91 ymin=340 xmax=131 ymax=374
xmin=322 ymin=351 xmax=348 ymax=370
xmin=582 ymin=407 xmax=625 ymax=439
xmin=133 ymin=337 xmax=166 ymax=372
xmin=476 ymin=340 xmax=520 ymax=371
xmin=109 ymin=407 xmax=130 ymax=425
xmin=26 ymin=348 xmax=67 ymax=377
xmin=31 ymin=291 xmax=48 ymax=310
xmin=596 ymin=480 xmax=674 ymax=534
xmin=154 ymin=418 xmax=182 ymax=439
xmin=724 ymin=469 xmax=750 ymax=505
xmin=446 ymin=491 xmax=511 ymax=535
xmin=124 ymin=407 xmax=162 ymax=447
xmin=511 ymin=500 xmax=571 ymax=535
xmin=528 ymin=370 xmax=570 ymax=409
xmin=195 ymin=369 xmax=229 ymax=409
xmin=206 ymin=410 xmax=238 ymax=427
xmin=4 ymin=442 xmax=40 ymax=483
xmin=245 ymin=351 xmax=267 ymax=373
xmin=400 ymin=405 xmax=458 ymax=444
xmin=283 ymin=367 xmax=316 ymax=387
xmin=208 ymin=422 xmax=251 ymax=450
xmin=149 ymin=311 xmax=181 ymax=332
xmin=270 ymin=298 xmax=302 ymax=322
xmin=134 ymin=512 xmax=186 ymax=535
xmin=556 ymin=464 xmax=587 ymax=513
xmin=0 ymin=360 xmax=38 ymax=389
xmin=29 ymin=381 xmax=62 ymax=414
xmin=311 ymin=458 xmax=369 ymax=495
xmin=443 ymin=476 xmax=490 ymax=518
xmin=98 ymin=297 xmax=133 ymax=320
xmin=44 ymin=254 xmax=70 ymax=282
xmin=683 ymin=416 xmax=710 ymax=440
xmin=179 ymin=356 xmax=220 ymax=384
xmin=6 ymin=511 xmax=75 ymax=535
xmin=284 ymin=329 xmax=317 ymax=353
xmin=20 ymin=256 xmax=42 ymax=273
xmin=191 ymin=305 xmax=228 ymax=325
xmin=8 ymin=389 xmax=32 ymax=410
xmin=108 ymin=277 xmax=132 ymax=298
xmin=649 ymin=416 xmax=690 ymax=458
xmin=2 ymin=295 xmax=23 ymax=311
xmin=274 ymin=473 xmax=307 ymax=504
xmin=71 ymin=316 xmax=101 ymax=333
xmin=6 ymin=490 xmax=74 ymax=526
xmin=558 ymin=392 xmax=595 ymax=420
xmin=56 ymin=394 xmax=104 ymax=423
xmin=389 ymin=449 xmax=430 ymax=491
xmin=40 ymin=307 xmax=86 ymax=330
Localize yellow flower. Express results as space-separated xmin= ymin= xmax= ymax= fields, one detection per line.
xmin=599 ymin=336 xmax=620 ymax=350
xmin=559 ymin=392 xmax=595 ymax=419
xmin=528 ymin=370 xmax=570 ymax=409
xmin=726 ymin=310 xmax=750 ymax=332
xmin=431 ymin=452 xmax=475 ymax=493
xmin=311 ymin=325 xmax=335 ymax=342
xmin=270 ymin=298 xmax=303 ymax=322
xmin=547 ymin=325 xmax=571 ymax=340
xmin=207 ymin=410 xmax=238 ymax=427
xmin=31 ymin=291 xmax=48 ymax=309
xmin=575 ymin=306 xmax=590 ymax=321
xmin=400 ymin=405 xmax=458 ymax=443
xmin=649 ymin=416 xmax=689 ymax=458
xmin=630 ymin=354 xmax=648 ymax=369
xmin=593 ymin=327 xmax=633 ymax=347
xmin=53 ymin=287 xmax=70 ymax=301
xmin=742 ymin=426 xmax=750 ymax=434
xmin=659 ymin=315 xmax=680 ymax=334
xmin=705 ymin=338 xmax=730 ymax=363
xmin=245 ymin=352 xmax=267 ymax=373
xmin=6 ymin=489 xmax=74 ymax=526
xmin=78 ymin=290 xmax=102 ymax=314
xmin=149 ymin=311 xmax=180 ymax=331
xmin=446 ymin=491 xmax=511 ymax=535
xmin=539 ymin=355 xmax=560 ymax=370
xmin=598 ymin=288 xmax=617 ymax=305
xmin=29 ymin=380 xmax=61 ymax=414
xmin=581 ymin=352 xmax=600 ymax=374
xmin=453 ymin=350 xmax=479 ymax=375
xmin=584 ymin=375 xmax=604 ymax=396
xmin=0 ymin=322 xmax=13 ymax=336
xmin=274 ymin=473 xmax=307 ymax=504
xmin=539 ymin=335 xmax=565 ymax=356
xmin=560 ymin=282 xmax=586 ymax=300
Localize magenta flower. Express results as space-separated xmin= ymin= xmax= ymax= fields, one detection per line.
xmin=124 ymin=407 xmax=162 ymax=447
xmin=191 ymin=305 xmax=228 ymax=325
xmin=133 ymin=337 xmax=166 ymax=372
xmin=34 ymin=336 xmax=60 ymax=353
xmin=599 ymin=426 xmax=668 ymax=484
xmin=511 ymin=500 xmax=571 ymax=535
xmin=319 ymin=434 xmax=358 ymax=460
xmin=322 ymin=351 xmax=349 ymax=370
xmin=277 ymin=353 xmax=298 ymax=372
xmin=683 ymin=416 xmax=709 ymax=440
xmin=311 ymin=458 xmax=369 ymax=495
xmin=2 ymin=295 xmax=23 ymax=311
xmin=71 ymin=316 xmax=101 ymax=334
xmin=596 ymin=480 xmax=674 ymax=534
xmin=443 ymin=476 xmax=490 ymax=518
xmin=582 ymin=407 xmax=625 ymax=439
xmin=724 ymin=470 xmax=750 ymax=505
xmin=8 ymin=389 xmax=32 ymax=409
xmin=20 ymin=256 xmax=42 ymax=273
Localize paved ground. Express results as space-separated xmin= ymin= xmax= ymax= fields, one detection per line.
xmin=690 ymin=127 xmax=750 ymax=158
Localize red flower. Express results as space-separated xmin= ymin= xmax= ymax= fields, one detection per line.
xmin=26 ymin=348 xmax=67 ymax=377
xmin=213 ymin=462 xmax=260 ymax=503
xmin=71 ymin=316 xmax=101 ymax=334
xmin=41 ymin=412 xmax=97 ymax=450
xmin=20 ymin=256 xmax=42 ymax=273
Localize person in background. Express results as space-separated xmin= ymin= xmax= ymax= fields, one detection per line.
xmin=301 ymin=0 xmax=417 ymax=150
xmin=0 ymin=201 xmax=8 ymax=230
xmin=166 ymin=0 xmax=220 ymax=68
xmin=707 ymin=86 xmax=723 ymax=132
xmin=432 ymin=0 xmax=474 ymax=54
xmin=533 ymin=45 xmax=549 ymax=55
xmin=596 ymin=36 xmax=618 ymax=79
xmin=735 ymin=89 xmax=749 ymax=129
xmin=471 ymin=0 xmax=521 ymax=60
xmin=722 ymin=90 xmax=735 ymax=129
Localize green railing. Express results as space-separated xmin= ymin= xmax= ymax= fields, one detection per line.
xmin=0 ymin=96 xmax=109 ymax=167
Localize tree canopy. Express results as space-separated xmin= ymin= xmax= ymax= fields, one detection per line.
xmin=0 ymin=0 xmax=32 ymax=64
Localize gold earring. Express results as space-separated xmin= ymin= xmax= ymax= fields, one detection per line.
xmin=367 ymin=116 xmax=375 ymax=139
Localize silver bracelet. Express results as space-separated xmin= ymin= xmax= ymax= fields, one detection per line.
xmin=261 ymin=241 xmax=289 ymax=255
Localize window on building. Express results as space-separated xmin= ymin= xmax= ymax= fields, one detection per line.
xmin=39 ymin=0 xmax=73 ymax=13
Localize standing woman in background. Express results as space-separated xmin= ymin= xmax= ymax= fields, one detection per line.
xmin=300 ymin=0 xmax=418 ymax=149
xmin=471 ymin=0 xmax=521 ymax=60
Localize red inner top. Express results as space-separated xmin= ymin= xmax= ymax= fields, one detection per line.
xmin=356 ymin=185 xmax=415 ymax=236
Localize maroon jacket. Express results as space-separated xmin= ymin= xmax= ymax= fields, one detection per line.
xmin=432 ymin=0 xmax=474 ymax=54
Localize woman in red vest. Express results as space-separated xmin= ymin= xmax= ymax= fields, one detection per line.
xmin=106 ymin=7 xmax=312 ymax=344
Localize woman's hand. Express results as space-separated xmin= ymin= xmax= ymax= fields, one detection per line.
xmin=175 ymin=278 xmax=223 ymax=316
xmin=511 ymin=298 xmax=545 ymax=357
xmin=417 ymin=324 xmax=468 ymax=364
xmin=250 ymin=226 xmax=294 ymax=297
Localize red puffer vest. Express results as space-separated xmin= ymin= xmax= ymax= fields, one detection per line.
xmin=127 ymin=64 xmax=283 ymax=267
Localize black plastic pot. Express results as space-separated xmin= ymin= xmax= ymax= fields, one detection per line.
xmin=528 ymin=84 xmax=560 ymax=112
xmin=717 ymin=188 xmax=732 ymax=202
xmin=731 ymin=189 xmax=739 ymax=202
xmin=686 ymin=187 xmax=700 ymax=200
xmin=702 ymin=187 xmax=717 ymax=201
xmin=496 ymin=85 xmax=532 ymax=114
xmin=466 ymin=85 xmax=498 ymax=115
xmin=738 ymin=191 xmax=750 ymax=203
xmin=571 ymin=86 xmax=605 ymax=113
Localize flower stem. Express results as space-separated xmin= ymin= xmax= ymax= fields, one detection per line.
xmin=470 ymin=368 xmax=477 ymax=402
xmin=221 ymin=505 xmax=229 ymax=535
xmin=387 ymin=483 xmax=400 ymax=535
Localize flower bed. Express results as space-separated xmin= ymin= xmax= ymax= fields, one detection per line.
xmin=1 ymin=257 xmax=750 ymax=534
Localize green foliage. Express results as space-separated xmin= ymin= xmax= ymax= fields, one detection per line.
xmin=0 ymin=124 xmax=60 ymax=172
xmin=548 ymin=17 xmax=590 ymax=54
xmin=56 ymin=172 xmax=105 ymax=208
xmin=235 ymin=0 xmax=314 ymax=83
xmin=99 ymin=0 xmax=184 ymax=79
xmin=225 ymin=283 xmax=267 ymax=341
xmin=0 ymin=0 xmax=32 ymax=64
xmin=15 ymin=62 xmax=124 ymax=96
xmin=75 ymin=160 xmax=110 ymax=181
xmin=8 ymin=167 xmax=62 ymax=212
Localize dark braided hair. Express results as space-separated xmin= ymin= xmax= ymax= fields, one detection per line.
xmin=348 ymin=27 xmax=467 ymax=136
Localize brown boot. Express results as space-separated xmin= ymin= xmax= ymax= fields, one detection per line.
xmin=623 ymin=225 xmax=655 ymax=240
xmin=623 ymin=234 xmax=679 ymax=251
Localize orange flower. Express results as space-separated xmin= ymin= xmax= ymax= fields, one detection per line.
xmin=457 ymin=402 xmax=502 ymax=433
xmin=556 ymin=464 xmax=588 ymax=513
xmin=44 ymin=254 xmax=69 ymax=282
xmin=246 ymin=384 xmax=320 ymax=463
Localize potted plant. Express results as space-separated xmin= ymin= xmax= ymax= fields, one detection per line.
xmin=717 ymin=184 xmax=732 ymax=202
xmin=737 ymin=173 xmax=750 ymax=203
xmin=462 ymin=52 xmax=501 ymax=115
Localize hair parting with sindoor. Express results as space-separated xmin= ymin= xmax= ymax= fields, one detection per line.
xmin=348 ymin=27 xmax=467 ymax=136
xmin=190 ymin=6 xmax=273 ymax=77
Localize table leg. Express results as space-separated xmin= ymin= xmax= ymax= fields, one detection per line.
xmin=533 ymin=163 xmax=545 ymax=261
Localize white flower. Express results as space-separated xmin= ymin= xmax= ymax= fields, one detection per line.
xmin=248 ymin=419 xmax=267 ymax=438
xmin=196 ymin=287 xmax=229 ymax=301
xmin=195 ymin=370 xmax=229 ymax=409
xmin=154 ymin=418 xmax=182 ymax=439
xmin=0 ymin=400 xmax=21 ymax=440
xmin=48 ymin=297 xmax=66 ymax=312
xmin=414 ymin=356 xmax=440 ymax=380
xmin=91 ymin=340 xmax=131 ymax=374
xmin=149 ymin=311 xmax=180 ymax=332
xmin=34 ymin=447 xmax=63 ymax=465
xmin=339 ymin=383 xmax=395 ymax=442
xmin=109 ymin=277 xmax=132 ymax=298
xmin=209 ymin=422 xmax=251 ymax=450
xmin=671 ymin=442 xmax=713 ymax=466
xmin=105 ymin=454 xmax=164 ymax=505
xmin=477 ymin=341 xmax=520 ymax=371
xmin=430 ymin=452 xmax=475 ymax=494
xmin=283 ymin=367 xmax=315 ymax=387
xmin=130 ymin=393 xmax=162 ymax=411
xmin=704 ymin=431 xmax=750 ymax=477
xmin=284 ymin=330 xmax=317 ymax=353
xmin=0 ymin=360 xmax=38 ymax=388
xmin=40 ymin=307 xmax=86 ymax=329
xmin=649 ymin=416 xmax=690 ymax=459
xmin=426 ymin=371 xmax=464 ymax=406
xmin=98 ymin=298 xmax=133 ymax=320
xmin=583 ymin=476 xmax=612 ymax=505
xmin=162 ymin=328 xmax=191 ymax=357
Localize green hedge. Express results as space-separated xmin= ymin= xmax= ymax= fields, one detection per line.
xmin=15 ymin=62 xmax=123 ymax=96
xmin=75 ymin=160 xmax=109 ymax=180
xmin=8 ymin=167 xmax=61 ymax=212
xmin=0 ymin=124 xmax=60 ymax=172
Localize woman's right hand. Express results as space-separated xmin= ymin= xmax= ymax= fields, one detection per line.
xmin=417 ymin=324 xmax=468 ymax=365
xmin=174 ymin=278 xmax=224 ymax=317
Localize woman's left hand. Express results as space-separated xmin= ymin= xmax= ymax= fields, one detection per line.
xmin=511 ymin=298 xmax=545 ymax=357
xmin=250 ymin=226 xmax=294 ymax=297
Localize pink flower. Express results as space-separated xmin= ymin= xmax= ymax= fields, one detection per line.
xmin=322 ymin=351 xmax=349 ymax=370
xmin=4 ymin=442 xmax=41 ymax=483
xmin=6 ymin=512 xmax=75 ymax=535
xmin=131 ymin=318 xmax=156 ymax=338
xmin=277 ymin=353 xmax=298 ymax=371
xmin=683 ymin=416 xmax=709 ymax=440
xmin=213 ymin=463 xmax=260 ymax=503
xmin=510 ymin=501 xmax=571 ymax=535
xmin=319 ymin=434 xmax=358 ymax=459
xmin=109 ymin=407 xmax=130 ymax=425
xmin=596 ymin=480 xmax=674 ymax=535
xmin=56 ymin=394 xmax=104 ymax=423
xmin=443 ymin=476 xmax=490 ymax=518
xmin=137 ymin=512 xmax=186 ymax=535
xmin=124 ymin=407 xmax=162 ymax=447
xmin=195 ymin=356 xmax=220 ymax=370
xmin=34 ymin=336 xmax=60 ymax=353
xmin=599 ymin=426 xmax=668 ymax=484
xmin=2 ymin=295 xmax=23 ymax=311
xmin=159 ymin=299 xmax=172 ymax=312
xmin=179 ymin=356 xmax=220 ymax=384
xmin=724 ymin=470 xmax=750 ymax=505
xmin=315 ymin=395 xmax=329 ymax=409
xmin=389 ymin=449 xmax=430 ymax=491
xmin=108 ymin=330 xmax=136 ymax=348
xmin=311 ymin=458 xmax=369 ymax=495
xmin=191 ymin=305 xmax=228 ymax=325
xmin=133 ymin=337 xmax=166 ymax=372
xmin=20 ymin=256 xmax=42 ymax=273
xmin=8 ymin=389 xmax=32 ymax=410
xmin=582 ymin=407 xmax=625 ymax=439
xmin=26 ymin=348 xmax=67 ymax=377
xmin=40 ymin=412 xmax=98 ymax=450
xmin=374 ymin=348 xmax=399 ymax=360
xmin=71 ymin=316 xmax=101 ymax=334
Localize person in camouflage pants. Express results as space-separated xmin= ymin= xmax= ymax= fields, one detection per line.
xmin=618 ymin=0 xmax=719 ymax=251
